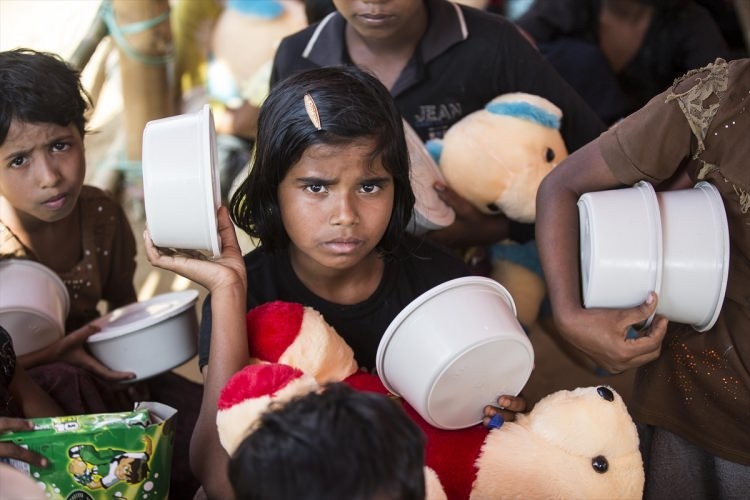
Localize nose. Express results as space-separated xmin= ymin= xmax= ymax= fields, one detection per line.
xmin=35 ymin=154 xmax=62 ymax=188
xmin=330 ymin=193 xmax=359 ymax=226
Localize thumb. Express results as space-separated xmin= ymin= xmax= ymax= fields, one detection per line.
xmin=626 ymin=291 xmax=659 ymax=331
xmin=433 ymin=182 xmax=472 ymax=214
xmin=67 ymin=323 xmax=101 ymax=343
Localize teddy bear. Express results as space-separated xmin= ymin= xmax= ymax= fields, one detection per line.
xmin=425 ymin=93 xmax=568 ymax=329
xmin=215 ymin=301 xmax=644 ymax=499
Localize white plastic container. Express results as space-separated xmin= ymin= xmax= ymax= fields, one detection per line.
xmin=655 ymin=182 xmax=729 ymax=331
xmin=142 ymin=104 xmax=221 ymax=257
xmin=376 ymin=277 xmax=534 ymax=430
xmin=0 ymin=259 xmax=69 ymax=356
xmin=87 ymin=290 xmax=200 ymax=381
xmin=578 ymin=181 xmax=662 ymax=310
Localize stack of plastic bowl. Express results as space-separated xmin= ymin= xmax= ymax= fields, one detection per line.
xmin=376 ymin=276 xmax=534 ymax=430
xmin=578 ymin=181 xmax=729 ymax=331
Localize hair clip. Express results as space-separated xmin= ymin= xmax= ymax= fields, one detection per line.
xmin=304 ymin=93 xmax=322 ymax=130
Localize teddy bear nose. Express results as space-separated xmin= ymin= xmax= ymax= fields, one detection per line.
xmin=486 ymin=202 xmax=500 ymax=213
xmin=596 ymin=386 xmax=614 ymax=401
xmin=545 ymin=147 xmax=556 ymax=162
xmin=592 ymin=455 xmax=609 ymax=473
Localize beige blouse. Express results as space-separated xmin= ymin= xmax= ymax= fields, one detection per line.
xmin=1 ymin=185 xmax=137 ymax=331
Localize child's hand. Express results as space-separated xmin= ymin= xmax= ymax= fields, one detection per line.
xmin=482 ymin=394 xmax=527 ymax=429
xmin=430 ymin=182 xmax=511 ymax=248
xmin=0 ymin=417 xmax=49 ymax=467
xmin=143 ymin=206 xmax=247 ymax=294
xmin=56 ymin=324 xmax=136 ymax=381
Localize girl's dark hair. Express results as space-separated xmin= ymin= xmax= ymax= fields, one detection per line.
xmin=229 ymin=65 xmax=415 ymax=258
xmin=0 ymin=48 xmax=91 ymax=144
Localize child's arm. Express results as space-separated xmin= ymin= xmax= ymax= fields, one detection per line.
xmin=144 ymin=206 xmax=248 ymax=499
xmin=9 ymin=362 xmax=62 ymax=418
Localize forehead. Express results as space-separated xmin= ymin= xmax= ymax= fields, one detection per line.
xmin=1 ymin=120 xmax=79 ymax=149
xmin=291 ymin=137 xmax=389 ymax=174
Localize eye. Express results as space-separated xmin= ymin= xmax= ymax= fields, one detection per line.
xmin=360 ymin=183 xmax=382 ymax=194
xmin=545 ymin=147 xmax=555 ymax=162
xmin=304 ymin=184 xmax=326 ymax=194
xmin=9 ymin=156 xmax=26 ymax=169
xmin=592 ymin=455 xmax=609 ymax=473
xmin=596 ymin=386 xmax=614 ymax=402
xmin=486 ymin=202 xmax=500 ymax=213
xmin=52 ymin=141 xmax=70 ymax=152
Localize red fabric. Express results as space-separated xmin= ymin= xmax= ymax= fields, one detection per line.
xmin=246 ymin=301 xmax=304 ymax=362
xmin=218 ymin=363 xmax=304 ymax=410
xmin=343 ymin=372 xmax=486 ymax=499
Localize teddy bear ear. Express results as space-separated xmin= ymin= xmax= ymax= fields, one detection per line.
xmin=216 ymin=362 xmax=319 ymax=455
xmin=425 ymin=139 xmax=444 ymax=164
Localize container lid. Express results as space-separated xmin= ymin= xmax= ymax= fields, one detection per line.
xmin=201 ymin=104 xmax=222 ymax=258
xmin=87 ymin=290 xmax=199 ymax=342
xmin=691 ymin=181 xmax=730 ymax=332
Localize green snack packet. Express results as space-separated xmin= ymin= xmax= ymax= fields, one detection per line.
xmin=0 ymin=402 xmax=177 ymax=500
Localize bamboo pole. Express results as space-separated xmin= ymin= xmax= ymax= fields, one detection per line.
xmin=110 ymin=0 xmax=174 ymax=163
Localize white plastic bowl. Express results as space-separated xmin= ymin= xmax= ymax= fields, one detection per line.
xmin=0 ymin=259 xmax=69 ymax=356
xmin=376 ymin=276 xmax=534 ymax=430
xmin=142 ymin=104 xmax=221 ymax=257
xmin=655 ymin=182 xmax=729 ymax=331
xmin=86 ymin=290 xmax=200 ymax=381
xmin=578 ymin=181 xmax=662 ymax=309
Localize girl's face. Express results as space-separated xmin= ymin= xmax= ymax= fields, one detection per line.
xmin=0 ymin=120 xmax=85 ymax=225
xmin=278 ymin=137 xmax=394 ymax=276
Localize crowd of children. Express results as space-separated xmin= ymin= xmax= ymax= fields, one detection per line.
xmin=1 ymin=0 xmax=747 ymax=499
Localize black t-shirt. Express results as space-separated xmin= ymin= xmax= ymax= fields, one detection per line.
xmin=199 ymin=236 xmax=469 ymax=371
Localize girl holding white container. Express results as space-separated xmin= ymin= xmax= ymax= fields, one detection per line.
xmin=144 ymin=65 xmax=528 ymax=499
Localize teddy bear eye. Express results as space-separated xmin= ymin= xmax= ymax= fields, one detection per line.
xmin=486 ymin=202 xmax=500 ymax=213
xmin=545 ymin=147 xmax=555 ymax=162
xmin=592 ymin=455 xmax=609 ymax=473
xmin=596 ymin=386 xmax=614 ymax=402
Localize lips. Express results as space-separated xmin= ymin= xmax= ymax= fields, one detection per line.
xmin=42 ymin=192 xmax=67 ymax=209
xmin=324 ymin=238 xmax=364 ymax=254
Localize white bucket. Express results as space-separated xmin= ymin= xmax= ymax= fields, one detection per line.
xmin=0 ymin=259 xmax=69 ymax=356
xmin=142 ymin=104 xmax=221 ymax=257
xmin=655 ymin=182 xmax=729 ymax=331
xmin=86 ymin=290 xmax=200 ymax=381
xmin=376 ymin=277 xmax=534 ymax=430
xmin=578 ymin=181 xmax=662 ymax=309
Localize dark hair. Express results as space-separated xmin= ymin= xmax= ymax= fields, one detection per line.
xmin=228 ymin=383 xmax=426 ymax=500
xmin=0 ymin=48 xmax=90 ymax=145
xmin=229 ymin=65 xmax=414 ymax=258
